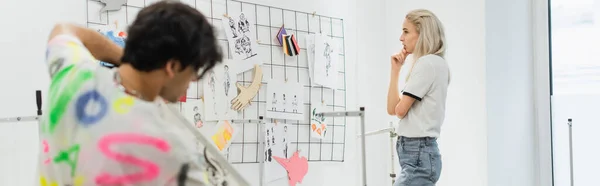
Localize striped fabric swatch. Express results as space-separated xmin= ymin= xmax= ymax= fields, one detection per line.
xmin=282 ymin=34 xmax=300 ymax=56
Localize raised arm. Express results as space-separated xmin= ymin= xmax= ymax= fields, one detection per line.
xmin=48 ymin=23 xmax=123 ymax=65
xmin=387 ymin=49 xmax=408 ymax=115
xmin=387 ymin=68 xmax=401 ymax=115
xmin=395 ymin=57 xmax=436 ymax=118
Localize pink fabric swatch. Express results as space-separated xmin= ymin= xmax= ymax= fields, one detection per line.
xmin=273 ymin=151 xmax=308 ymax=186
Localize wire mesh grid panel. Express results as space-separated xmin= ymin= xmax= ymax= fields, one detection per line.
xmin=86 ymin=0 xmax=347 ymax=164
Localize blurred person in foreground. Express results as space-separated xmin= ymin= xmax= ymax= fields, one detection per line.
xmin=37 ymin=1 xmax=243 ymax=185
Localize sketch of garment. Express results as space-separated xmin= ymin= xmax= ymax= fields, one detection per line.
xmin=283 ymin=126 xmax=288 ymax=157
xmin=228 ymin=17 xmax=238 ymax=38
xmin=193 ymin=106 xmax=203 ymax=128
xmin=323 ymin=43 xmax=333 ymax=77
xmin=266 ymin=148 xmax=272 ymax=162
xmin=271 ymin=93 xmax=278 ymax=111
xmin=238 ymin=13 xmax=250 ymax=33
xmin=234 ymin=37 xmax=244 ymax=55
xmin=271 ymin=128 xmax=275 ymax=145
xmin=265 ymin=128 xmax=270 ymax=162
xmin=224 ymin=65 xmax=231 ymax=96
xmin=209 ymin=71 xmax=218 ymax=116
xmin=292 ymin=95 xmax=298 ymax=113
xmin=240 ymin=35 xmax=253 ymax=58
xmin=223 ymin=65 xmax=231 ymax=115
xmin=282 ymin=94 xmax=287 ymax=112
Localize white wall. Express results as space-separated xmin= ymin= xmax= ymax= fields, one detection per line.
xmin=384 ymin=0 xmax=489 ymax=185
xmin=485 ymin=0 xmax=537 ymax=185
xmin=355 ymin=0 xmax=395 ymax=185
xmin=0 ymin=0 xmax=372 ymax=185
xmin=0 ymin=0 xmax=85 ymax=185
xmin=0 ymin=0 xmax=545 ymax=185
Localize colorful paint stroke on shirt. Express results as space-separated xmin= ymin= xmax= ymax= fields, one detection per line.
xmin=47 ymin=66 xmax=94 ymax=134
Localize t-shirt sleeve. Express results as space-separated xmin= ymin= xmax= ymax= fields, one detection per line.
xmin=45 ymin=34 xmax=95 ymax=79
xmin=402 ymin=58 xmax=436 ymax=101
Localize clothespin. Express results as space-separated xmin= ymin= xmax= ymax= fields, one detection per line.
xmin=256 ymin=39 xmax=261 ymax=44
xmin=312 ymin=11 xmax=316 ymax=17
xmin=284 ymin=77 xmax=289 ymax=83
xmin=114 ymin=20 xmax=119 ymax=30
xmin=321 ymin=99 xmax=325 ymax=104
xmin=223 ymin=13 xmax=230 ymax=18
xmin=200 ymin=96 xmax=204 ymax=102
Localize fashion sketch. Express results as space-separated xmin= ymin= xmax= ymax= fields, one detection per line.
xmin=202 ymin=59 xmax=238 ymax=121
xmin=228 ymin=17 xmax=238 ymax=38
xmin=265 ymin=80 xmax=305 ymax=121
xmin=265 ymin=128 xmax=271 ymax=162
xmin=312 ymin=34 xmax=338 ymax=89
xmin=240 ymin=35 xmax=253 ymax=58
xmin=271 ymin=93 xmax=278 ymax=111
xmin=282 ymin=94 xmax=287 ymax=112
xmin=283 ymin=125 xmax=288 ymax=157
xmin=323 ymin=42 xmax=333 ymax=77
xmin=238 ymin=13 xmax=250 ymax=33
xmin=223 ymin=65 xmax=231 ymax=115
xmin=221 ymin=12 xmax=260 ymax=72
xmin=291 ymin=95 xmax=298 ymax=113
xmin=209 ymin=71 xmax=218 ymax=116
xmin=263 ymin=122 xmax=291 ymax=182
xmin=193 ymin=106 xmax=203 ymax=128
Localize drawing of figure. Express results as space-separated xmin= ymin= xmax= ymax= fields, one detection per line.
xmin=193 ymin=106 xmax=203 ymax=128
xmin=283 ymin=125 xmax=288 ymax=157
xmin=282 ymin=94 xmax=287 ymax=112
xmin=234 ymin=37 xmax=244 ymax=55
xmin=292 ymin=95 xmax=298 ymax=113
xmin=265 ymin=129 xmax=272 ymax=162
xmin=323 ymin=42 xmax=333 ymax=77
xmin=238 ymin=13 xmax=250 ymax=33
xmin=240 ymin=35 xmax=253 ymax=58
xmin=271 ymin=93 xmax=278 ymax=111
xmin=224 ymin=65 xmax=231 ymax=96
xmin=223 ymin=65 xmax=231 ymax=115
xmin=228 ymin=17 xmax=238 ymax=38
xmin=271 ymin=128 xmax=275 ymax=145
xmin=209 ymin=71 xmax=218 ymax=116
xmin=267 ymin=148 xmax=272 ymax=162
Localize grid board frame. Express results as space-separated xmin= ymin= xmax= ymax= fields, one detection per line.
xmin=86 ymin=0 xmax=347 ymax=164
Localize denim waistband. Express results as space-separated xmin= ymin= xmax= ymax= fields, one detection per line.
xmin=397 ymin=136 xmax=439 ymax=153
xmin=398 ymin=136 xmax=437 ymax=146
xmin=398 ymin=136 xmax=437 ymax=142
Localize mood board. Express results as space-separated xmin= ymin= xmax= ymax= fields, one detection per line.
xmin=86 ymin=0 xmax=348 ymax=169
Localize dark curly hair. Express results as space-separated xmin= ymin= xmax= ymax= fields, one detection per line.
xmin=121 ymin=0 xmax=222 ymax=79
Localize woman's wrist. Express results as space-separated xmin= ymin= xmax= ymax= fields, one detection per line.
xmin=391 ymin=67 xmax=401 ymax=76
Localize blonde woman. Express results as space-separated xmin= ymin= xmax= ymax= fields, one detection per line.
xmin=387 ymin=9 xmax=449 ymax=186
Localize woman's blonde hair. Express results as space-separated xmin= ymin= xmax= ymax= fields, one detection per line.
xmin=405 ymin=9 xmax=446 ymax=81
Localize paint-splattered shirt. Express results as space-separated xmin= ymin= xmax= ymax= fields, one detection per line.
xmin=37 ymin=34 xmax=240 ymax=186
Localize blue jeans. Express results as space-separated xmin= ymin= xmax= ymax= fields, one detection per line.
xmin=394 ymin=136 xmax=442 ymax=186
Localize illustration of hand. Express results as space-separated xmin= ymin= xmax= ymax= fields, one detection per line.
xmin=231 ymin=65 xmax=263 ymax=111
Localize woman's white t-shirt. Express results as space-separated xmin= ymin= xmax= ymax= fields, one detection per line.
xmin=397 ymin=54 xmax=450 ymax=138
